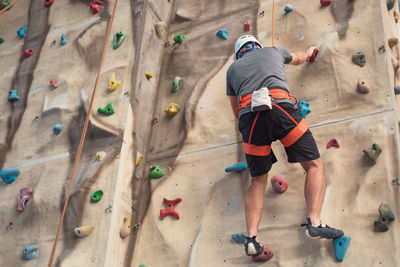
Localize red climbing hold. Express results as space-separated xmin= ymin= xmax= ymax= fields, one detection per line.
xmin=50 ymin=79 xmax=58 ymax=88
xmin=327 ymin=138 xmax=340 ymax=149
xmin=320 ymin=0 xmax=331 ymax=7
xmin=271 ymin=176 xmax=288 ymax=194
xmin=23 ymin=49 xmax=34 ymax=58
xmin=244 ymin=20 xmax=251 ymax=31
xmin=251 ymin=245 xmax=274 ymax=262
xmin=160 ymin=197 xmax=182 ymax=220
xmin=309 ymin=48 xmax=319 ymax=63
xmin=90 ymin=0 xmax=102 ymax=14
xmin=43 ymin=0 xmax=54 ymax=7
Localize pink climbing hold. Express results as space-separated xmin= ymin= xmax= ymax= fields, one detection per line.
xmin=90 ymin=0 xmax=102 ymax=14
xmin=43 ymin=0 xmax=54 ymax=7
xmin=271 ymin=176 xmax=288 ymax=194
xmin=327 ymin=138 xmax=340 ymax=149
xmin=308 ymin=48 xmax=319 ymax=63
xmin=160 ymin=197 xmax=182 ymax=220
xmin=23 ymin=49 xmax=34 ymax=58
xmin=50 ymin=79 xmax=58 ymax=88
xmin=251 ymin=245 xmax=274 ymax=262
xmin=17 ymin=187 xmax=33 ymax=212
xmin=320 ymin=0 xmax=331 ymax=7
xmin=244 ymin=20 xmax=251 ymax=31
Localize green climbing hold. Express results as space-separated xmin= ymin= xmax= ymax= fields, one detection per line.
xmin=363 ymin=143 xmax=382 ymax=164
xmin=90 ymin=190 xmax=104 ymax=203
xmin=374 ymin=202 xmax=395 ymax=231
xmin=174 ymin=34 xmax=185 ymax=44
xmin=138 ymin=265 xmax=145 ymax=267
xmin=98 ymin=103 xmax=115 ymax=115
xmin=1 ymin=0 xmax=12 ymax=10
xmin=0 ymin=36 xmax=4 ymax=44
xmin=148 ymin=166 xmax=165 ymax=179
xmin=352 ymin=52 xmax=366 ymax=67
xmin=172 ymin=76 xmax=181 ymax=93
xmin=113 ymin=31 xmax=126 ymax=49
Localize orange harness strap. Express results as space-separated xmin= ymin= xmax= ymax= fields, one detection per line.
xmin=242 ymin=111 xmax=272 ymax=156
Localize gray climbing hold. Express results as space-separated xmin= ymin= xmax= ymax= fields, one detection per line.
xmin=374 ymin=202 xmax=395 ymax=231
xmin=363 ymin=143 xmax=382 ymax=164
xmin=352 ymin=52 xmax=366 ymax=67
xmin=387 ymin=0 xmax=395 ymax=11
xmin=394 ymin=86 xmax=400 ymax=95
xmin=172 ymin=76 xmax=181 ymax=93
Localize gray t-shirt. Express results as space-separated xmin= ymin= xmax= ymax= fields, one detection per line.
xmin=226 ymin=46 xmax=293 ymax=118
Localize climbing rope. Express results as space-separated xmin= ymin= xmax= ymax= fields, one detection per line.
xmin=271 ymin=0 xmax=275 ymax=46
xmin=0 ymin=0 xmax=20 ymax=14
xmin=47 ymin=0 xmax=120 ymax=266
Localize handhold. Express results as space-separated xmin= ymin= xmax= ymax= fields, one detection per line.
xmin=135 ymin=151 xmax=143 ymax=166
xmin=352 ymin=52 xmax=366 ymax=67
xmin=53 ymin=124 xmax=62 ymax=135
xmin=97 ymin=103 xmax=115 ymax=115
xmin=251 ymin=245 xmax=274 ymax=262
xmin=145 ymin=72 xmax=153 ymax=79
xmin=90 ymin=189 xmax=103 ymax=203
xmin=216 ymin=30 xmax=228 ymax=40
xmin=394 ymin=86 xmax=400 ymax=95
xmin=308 ymin=48 xmax=319 ymax=63
xmin=50 ymin=79 xmax=58 ymax=88
xmin=0 ymin=36 xmax=4 ymax=44
xmin=113 ymin=31 xmax=126 ymax=49
xmin=1 ymin=0 xmax=12 ymax=10
xmin=327 ymin=138 xmax=340 ymax=149
xmin=363 ymin=143 xmax=382 ymax=164
xmin=61 ymin=33 xmax=67 ymax=46
xmin=120 ymin=216 xmax=131 ymax=239
xmin=155 ymin=22 xmax=167 ymax=38
xmin=22 ymin=244 xmax=38 ymax=260
xmin=96 ymin=151 xmax=107 ymax=161
xmin=17 ymin=187 xmax=33 ymax=212
xmin=244 ymin=20 xmax=251 ymax=31
xmin=394 ymin=10 xmax=399 ymax=23
xmin=173 ymin=34 xmax=185 ymax=44
xmin=165 ymin=103 xmax=181 ymax=116
xmin=17 ymin=26 xmax=27 ymax=38
xmin=172 ymin=76 xmax=181 ymax=93
xmin=374 ymin=202 xmax=395 ymax=231
xmin=160 ymin=197 xmax=182 ymax=220
xmin=23 ymin=48 xmax=35 ymax=58
xmin=298 ymin=101 xmax=311 ymax=118
xmin=6 ymin=222 xmax=14 ymax=231
xmin=392 ymin=177 xmax=400 ymax=185
xmin=284 ymin=4 xmax=293 ymax=14
xmin=387 ymin=0 xmax=395 ymax=11
xmin=388 ymin=37 xmax=398 ymax=48
xmin=334 ymin=236 xmax=351 ymax=261
xmin=378 ymin=45 xmax=386 ymax=53
xmin=1 ymin=168 xmax=20 ymax=184
xmin=8 ymin=89 xmax=20 ymax=102
xmin=357 ymin=78 xmax=370 ymax=94
xmin=74 ymin=225 xmax=95 ymax=237
xmin=90 ymin=0 xmax=102 ymax=14
xmin=225 ymin=163 xmax=247 ymax=173
xmin=231 ymin=233 xmax=246 ymax=244
xmin=108 ymin=72 xmax=121 ymax=92
xmin=149 ymin=165 xmax=164 ymax=179
xmin=270 ymin=176 xmax=288 ymax=193
xmin=43 ymin=0 xmax=54 ymax=7
xmin=320 ymin=0 xmax=331 ymax=7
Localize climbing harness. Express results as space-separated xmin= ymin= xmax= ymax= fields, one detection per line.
xmin=0 ymin=0 xmax=18 ymax=14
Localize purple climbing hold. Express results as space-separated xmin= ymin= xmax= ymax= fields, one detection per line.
xmin=17 ymin=187 xmax=33 ymax=212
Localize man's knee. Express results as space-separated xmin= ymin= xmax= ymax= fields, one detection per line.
xmin=300 ymin=158 xmax=323 ymax=173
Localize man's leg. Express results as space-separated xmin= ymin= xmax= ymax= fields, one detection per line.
xmin=246 ymin=173 xmax=269 ymax=237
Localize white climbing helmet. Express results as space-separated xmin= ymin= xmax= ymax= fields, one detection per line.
xmin=234 ymin=35 xmax=262 ymax=59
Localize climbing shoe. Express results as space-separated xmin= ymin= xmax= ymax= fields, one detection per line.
xmin=244 ymin=236 xmax=262 ymax=256
xmin=301 ymin=218 xmax=344 ymax=239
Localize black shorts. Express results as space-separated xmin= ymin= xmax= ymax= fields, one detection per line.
xmin=238 ymin=103 xmax=320 ymax=177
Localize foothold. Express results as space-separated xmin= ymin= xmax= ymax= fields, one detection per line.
xmin=284 ymin=4 xmax=293 ymax=14
xmin=298 ymin=101 xmax=311 ymax=118
xmin=308 ymin=48 xmax=319 ymax=63
xmin=378 ymin=45 xmax=386 ymax=53
xmin=244 ymin=20 xmax=251 ymax=31
xmin=225 ymin=163 xmax=247 ymax=173
xmin=392 ymin=177 xmax=400 ymax=185
xmin=352 ymin=52 xmax=366 ymax=67
xmin=96 ymin=151 xmax=107 ymax=161
xmin=17 ymin=187 xmax=33 ymax=212
xmin=1 ymin=168 xmax=20 ymax=184
xmin=138 ymin=265 xmax=145 ymax=267
xmin=135 ymin=151 xmax=143 ymax=166
xmin=23 ymin=49 xmax=35 ymax=58
xmin=357 ymin=78 xmax=370 ymax=94
xmin=74 ymin=225 xmax=95 ymax=238
xmin=6 ymin=222 xmax=14 ymax=231
xmin=113 ymin=31 xmax=126 ymax=49
xmin=394 ymin=10 xmax=399 ymax=23
xmin=160 ymin=197 xmax=182 ymax=220
xmin=108 ymin=72 xmax=121 ymax=92
xmin=387 ymin=0 xmax=395 ymax=11
xmin=22 ymin=244 xmax=38 ymax=260
xmin=145 ymin=72 xmax=153 ymax=79
xmin=0 ymin=36 xmax=4 ymax=44
xmin=216 ymin=30 xmax=228 ymax=40
xmin=120 ymin=216 xmax=131 ymax=239
xmin=251 ymin=245 xmax=274 ymax=262
xmin=172 ymin=76 xmax=182 ymax=93
xmin=260 ymin=10 xmax=265 ymax=17
xmin=97 ymin=103 xmax=115 ymax=115
xmin=231 ymin=233 xmax=246 ymax=244
xmin=43 ymin=0 xmax=54 ymax=7
xmin=90 ymin=190 xmax=104 ymax=203
xmin=8 ymin=89 xmax=20 ymax=102
xmin=149 ymin=166 xmax=165 ymax=179
xmin=90 ymin=0 xmax=102 ymax=14
xmin=133 ymin=223 xmax=141 ymax=231
xmin=270 ymin=176 xmax=288 ymax=194
xmin=155 ymin=22 xmax=167 ymax=38
xmin=165 ymin=103 xmax=181 ymax=116
xmin=50 ymin=79 xmax=58 ymax=88
xmin=320 ymin=0 xmax=331 ymax=6
xmin=1 ymin=0 xmax=12 ymax=10
xmin=374 ymin=202 xmax=395 ymax=231
xmin=173 ymin=34 xmax=185 ymax=44
xmin=327 ymin=138 xmax=340 ymax=149
xmin=105 ymin=204 xmax=113 ymax=213
xmin=388 ymin=37 xmax=398 ymax=48
xmin=60 ymin=33 xmax=67 ymax=46
xmin=165 ymin=40 xmax=171 ymax=47
xmin=17 ymin=26 xmax=27 ymax=39
xmin=363 ymin=143 xmax=382 ymax=164
xmin=394 ymin=86 xmax=400 ymax=95
xmin=334 ymin=236 xmax=351 ymax=261
xmin=53 ymin=124 xmax=62 ymax=135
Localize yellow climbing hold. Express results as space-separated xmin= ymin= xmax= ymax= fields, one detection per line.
xmin=136 ymin=151 xmax=143 ymax=166
xmin=165 ymin=103 xmax=181 ymax=117
xmin=120 ymin=216 xmax=131 ymax=239
xmin=108 ymin=72 xmax=121 ymax=92
xmin=74 ymin=225 xmax=95 ymax=238
xmin=96 ymin=151 xmax=107 ymax=161
xmin=145 ymin=72 xmax=153 ymax=79
xmin=155 ymin=22 xmax=167 ymax=38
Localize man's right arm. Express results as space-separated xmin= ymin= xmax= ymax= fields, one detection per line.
xmin=290 ymin=46 xmax=316 ymax=65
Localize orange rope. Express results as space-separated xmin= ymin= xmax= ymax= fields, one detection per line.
xmin=0 ymin=0 xmax=20 ymax=14
xmin=47 ymin=0 xmax=119 ymax=266
xmin=271 ymin=0 xmax=275 ymax=46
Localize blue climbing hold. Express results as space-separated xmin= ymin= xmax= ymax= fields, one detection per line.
xmin=53 ymin=124 xmax=62 ymax=135
xmin=284 ymin=4 xmax=294 ymax=14
xmin=225 ymin=163 xmax=247 ymax=173
xmin=334 ymin=236 xmax=351 ymax=261
xmin=1 ymin=168 xmax=20 ymax=184
xmin=22 ymin=244 xmax=38 ymax=260
xmin=232 ymin=233 xmax=247 ymax=244
xmin=216 ymin=30 xmax=228 ymax=40
xmin=8 ymin=89 xmax=20 ymax=102
xmin=17 ymin=26 xmax=26 ymax=39
xmin=61 ymin=33 xmax=67 ymax=46
xmin=298 ymin=101 xmax=311 ymax=118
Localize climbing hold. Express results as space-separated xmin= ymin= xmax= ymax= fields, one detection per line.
xmin=173 ymin=34 xmax=185 ymax=44
xmin=108 ymin=72 xmax=121 ymax=92
xmin=298 ymin=101 xmax=311 ymax=118
xmin=105 ymin=204 xmax=113 ymax=213
xmin=357 ymin=78 xmax=370 ymax=94
xmin=120 ymin=216 xmax=131 ymax=239
xmin=284 ymin=4 xmax=293 ymax=14
xmin=363 ymin=143 xmax=382 ymax=164
xmin=334 ymin=236 xmax=351 ymax=261
xmin=244 ymin=20 xmax=251 ymax=31
xmin=6 ymin=222 xmax=14 ymax=231
xmin=50 ymin=79 xmax=58 ymax=88
xmin=387 ymin=0 xmax=395 ymax=11
xmin=216 ymin=30 xmax=228 ymax=40
xmin=172 ymin=76 xmax=182 ymax=93
xmin=352 ymin=52 xmax=366 ymax=67
xmin=17 ymin=187 xmax=33 ymax=212
xmin=1 ymin=0 xmax=11 ymax=10
xmin=96 ymin=151 xmax=107 ymax=161
xmin=394 ymin=10 xmax=399 ymax=23
xmin=53 ymin=124 xmax=62 ymax=135
xmin=327 ymin=138 xmax=340 ymax=149
xmin=113 ymin=31 xmax=126 ymax=49
xmin=271 ymin=176 xmax=288 ymax=194
xmin=392 ymin=177 xmax=400 ymax=185
xmin=149 ymin=165 xmax=165 ymax=179
xmin=160 ymin=197 xmax=182 ymax=220
xmin=22 ymin=244 xmax=38 ymax=260
xmin=378 ymin=45 xmax=386 ymax=53
xmin=43 ymin=0 xmax=54 ymax=7
xmin=388 ymin=37 xmax=398 ymax=48
xmin=1 ymin=168 xmax=20 ymax=184
xmin=0 ymin=36 xmax=4 ymax=44
xmin=60 ymin=33 xmax=67 ymax=46
xmin=145 ymin=72 xmax=153 ymax=79
xmin=90 ymin=190 xmax=103 ymax=203
xmin=23 ymin=49 xmax=35 ymax=58
xmin=251 ymin=245 xmax=274 ymax=262
xmin=8 ymin=89 xmax=20 ymax=102
xmin=394 ymin=86 xmax=400 ymax=95
xmin=232 ymin=233 xmax=247 ymax=244
xmin=90 ymin=0 xmax=102 ymax=14
xmin=374 ymin=202 xmax=395 ymax=231
xmin=155 ymin=22 xmax=167 ymax=38
xmin=97 ymin=103 xmax=115 ymax=115
xmin=74 ymin=225 xmax=95 ymax=238
xmin=165 ymin=103 xmax=181 ymax=117
xmin=308 ymin=48 xmax=319 ymax=63
xmin=320 ymin=0 xmax=331 ymax=7
xmin=260 ymin=10 xmax=265 ymax=17
xmin=136 ymin=151 xmax=143 ymax=165
xmin=17 ymin=26 xmax=27 ymax=39
xmin=138 ymin=265 xmax=145 ymax=267
xmin=225 ymin=163 xmax=247 ymax=173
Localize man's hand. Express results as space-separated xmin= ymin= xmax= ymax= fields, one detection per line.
xmin=290 ymin=46 xmax=316 ymax=65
